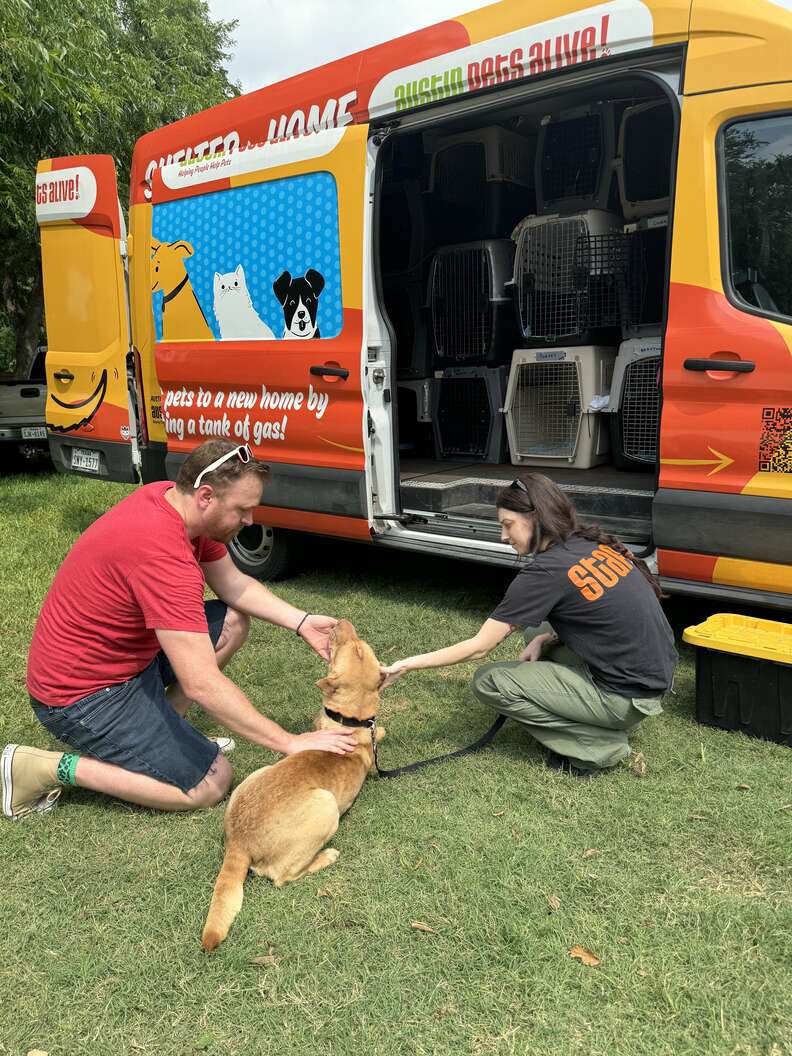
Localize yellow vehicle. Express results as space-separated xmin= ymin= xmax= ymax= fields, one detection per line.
xmin=37 ymin=0 xmax=792 ymax=604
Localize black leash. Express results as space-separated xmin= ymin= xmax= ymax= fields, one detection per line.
xmin=323 ymin=707 xmax=507 ymax=779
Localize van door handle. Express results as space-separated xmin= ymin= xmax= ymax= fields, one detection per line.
xmin=20 ymin=387 xmax=40 ymax=398
xmin=683 ymin=358 xmax=755 ymax=373
xmin=53 ymin=370 xmax=75 ymax=381
xmin=310 ymin=365 xmax=349 ymax=380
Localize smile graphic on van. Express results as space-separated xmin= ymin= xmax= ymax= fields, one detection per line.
xmin=47 ymin=369 xmax=109 ymax=432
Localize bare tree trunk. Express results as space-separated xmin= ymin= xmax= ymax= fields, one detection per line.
xmin=14 ymin=271 xmax=44 ymax=379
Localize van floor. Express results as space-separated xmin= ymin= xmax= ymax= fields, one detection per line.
xmin=398 ymin=458 xmax=656 ymax=543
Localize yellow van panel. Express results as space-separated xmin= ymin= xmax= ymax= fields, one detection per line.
xmin=687 ymin=0 xmax=792 ymax=93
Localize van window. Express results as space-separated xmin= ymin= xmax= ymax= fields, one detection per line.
xmin=151 ymin=171 xmax=343 ymax=342
xmin=722 ymin=114 xmax=792 ymax=320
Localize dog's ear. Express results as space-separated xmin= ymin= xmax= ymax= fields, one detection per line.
xmin=305 ymin=268 xmax=325 ymax=297
xmin=273 ymin=270 xmax=292 ymax=305
xmin=316 ymin=675 xmax=338 ymax=695
xmin=170 ymin=241 xmax=195 ymax=258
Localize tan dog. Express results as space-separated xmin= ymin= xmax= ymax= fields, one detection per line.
xmin=150 ymin=240 xmax=214 ymax=341
xmin=201 ymin=619 xmax=385 ymax=951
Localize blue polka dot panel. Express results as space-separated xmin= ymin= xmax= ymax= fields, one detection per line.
xmin=151 ymin=172 xmax=343 ymax=342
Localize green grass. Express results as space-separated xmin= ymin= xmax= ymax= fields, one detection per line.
xmin=0 ymin=468 xmax=790 ymax=1056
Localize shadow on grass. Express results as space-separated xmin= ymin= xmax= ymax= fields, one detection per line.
xmin=293 ymin=536 xmax=517 ymax=615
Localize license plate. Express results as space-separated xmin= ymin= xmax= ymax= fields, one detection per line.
xmin=21 ymin=426 xmax=47 ymax=440
xmin=71 ymin=447 xmax=101 ymax=472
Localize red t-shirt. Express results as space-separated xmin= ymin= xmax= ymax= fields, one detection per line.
xmin=27 ymin=481 xmax=227 ymax=706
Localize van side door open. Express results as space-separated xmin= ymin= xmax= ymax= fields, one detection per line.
xmin=36 ymin=155 xmax=138 ymax=481
xmin=146 ymin=125 xmax=371 ymax=542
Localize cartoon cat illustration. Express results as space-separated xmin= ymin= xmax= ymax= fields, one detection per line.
xmin=213 ymin=265 xmax=275 ymax=340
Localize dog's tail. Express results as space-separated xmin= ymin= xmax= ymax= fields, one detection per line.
xmin=201 ymin=845 xmax=250 ymax=951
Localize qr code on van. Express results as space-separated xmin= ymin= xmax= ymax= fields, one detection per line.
xmin=759 ymin=407 xmax=792 ymax=472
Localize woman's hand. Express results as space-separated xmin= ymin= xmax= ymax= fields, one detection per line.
xmin=518 ymin=633 xmax=556 ymax=663
xmin=379 ymin=659 xmax=412 ymax=689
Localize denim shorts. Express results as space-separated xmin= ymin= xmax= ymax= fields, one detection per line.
xmin=32 ymin=600 xmax=228 ymax=793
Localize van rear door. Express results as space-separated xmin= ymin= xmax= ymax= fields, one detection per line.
xmin=36 ymin=155 xmax=138 ymax=482
xmin=149 ymin=124 xmax=371 ymax=543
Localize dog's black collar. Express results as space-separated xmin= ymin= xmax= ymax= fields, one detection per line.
xmin=162 ymin=273 xmax=189 ymax=305
xmin=324 ymin=706 xmax=375 ymax=729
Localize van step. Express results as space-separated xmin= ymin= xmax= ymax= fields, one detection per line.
xmin=401 ymin=475 xmax=653 ymax=522
xmin=403 ymin=506 xmax=651 ymax=544
xmin=442 ymin=502 xmax=650 ymax=542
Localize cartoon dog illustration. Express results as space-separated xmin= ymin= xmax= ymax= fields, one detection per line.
xmin=151 ymin=241 xmax=213 ymax=341
xmin=272 ymin=269 xmax=325 ymax=339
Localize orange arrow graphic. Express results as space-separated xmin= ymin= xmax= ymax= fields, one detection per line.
xmin=661 ymin=446 xmax=734 ymax=476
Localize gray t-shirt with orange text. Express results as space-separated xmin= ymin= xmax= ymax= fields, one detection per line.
xmin=491 ymin=536 xmax=677 ymax=699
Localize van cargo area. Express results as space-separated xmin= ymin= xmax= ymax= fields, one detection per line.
xmin=377 ymin=73 xmax=675 ymax=549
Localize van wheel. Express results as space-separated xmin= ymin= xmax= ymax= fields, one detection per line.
xmin=228 ymin=524 xmax=300 ymax=581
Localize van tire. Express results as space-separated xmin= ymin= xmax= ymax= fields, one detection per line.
xmin=228 ymin=524 xmax=300 ymax=581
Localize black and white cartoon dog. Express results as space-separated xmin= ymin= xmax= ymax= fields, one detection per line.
xmin=272 ymin=269 xmax=325 ymax=339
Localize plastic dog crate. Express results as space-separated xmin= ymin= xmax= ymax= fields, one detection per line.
xmin=431 ymin=365 xmax=509 ymax=462
xmin=385 ymin=269 xmax=433 ymax=379
xmin=397 ymin=378 xmax=434 ymax=454
xmin=504 ymin=346 xmax=615 ymax=468
xmin=429 ymin=240 xmax=517 ymax=368
xmin=616 ymin=100 xmax=673 ymax=220
xmin=380 ymin=179 xmax=429 ymax=277
xmin=535 ymin=102 xmax=619 ymax=215
xmin=607 ymin=338 xmax=661 ymax=469
xmin=683 ymin=614 xmax=792 ymax=747
xmin=426 ymin=127 xmax=536 ymax=240
xmin=512 ymin=211 xmax=625 ymax=346
xmin=620 ymin=215 xmax=669 ymax=339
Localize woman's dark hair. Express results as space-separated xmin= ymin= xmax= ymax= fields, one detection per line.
xmin=495 ymin=472 xmax=666 ymax=601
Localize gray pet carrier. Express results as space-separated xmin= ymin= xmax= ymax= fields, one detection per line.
xmin=429 ymin=240 xmax=517 ymax=368
xmin=606 ymin=338 xmax=662 ymax=468
xmin=512 ymin=211 xmax=625 ymax=345
xmin=536 ymin=102 xmax=619 ymax=215
xmin=431 ymin=365 xmax=509 ymax=462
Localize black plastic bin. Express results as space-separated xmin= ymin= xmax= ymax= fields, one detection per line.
xmin=683 ymin=614 xmax=792 ymax=747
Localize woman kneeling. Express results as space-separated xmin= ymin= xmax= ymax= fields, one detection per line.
xmin=381 ymin=474 xmax=677 ymax=779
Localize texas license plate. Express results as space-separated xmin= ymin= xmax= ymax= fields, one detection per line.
xmin=71 ymin=447 xmax=101 ymax=472
xmin=21 ymin=426 xmax=46 ymax=440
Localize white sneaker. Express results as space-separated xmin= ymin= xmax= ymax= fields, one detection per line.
xmin=209 ymin=736 xmax=236 ymax=754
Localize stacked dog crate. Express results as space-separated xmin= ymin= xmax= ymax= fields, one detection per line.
xmin=504 ymin=98 xmax=672 ymax=470
xmin=423 ymin=127 xmax=535 ymax=461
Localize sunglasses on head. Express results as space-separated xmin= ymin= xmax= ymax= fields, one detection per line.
xmin=193 ymin=443 xmax=252 ymax=489
xmin=510 ymin=478 xmax=535 ymax=511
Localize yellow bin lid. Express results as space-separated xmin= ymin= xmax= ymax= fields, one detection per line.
xmin=683 ymin=613 xmax=792 ymax=664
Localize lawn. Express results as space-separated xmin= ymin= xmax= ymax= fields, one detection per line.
xmin=0 ymin=469 xmax=790 ymax=1056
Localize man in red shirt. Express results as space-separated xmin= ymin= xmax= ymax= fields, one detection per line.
xmin=1 ymin=440 xmax=357 ymax=821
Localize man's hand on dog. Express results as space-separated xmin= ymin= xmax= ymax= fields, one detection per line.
xmin=297 ymin=614 xmax=338 ymax=661
xmin=284 ymin=730 xmax=359 ymax=755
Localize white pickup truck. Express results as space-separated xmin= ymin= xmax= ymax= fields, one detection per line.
xmin=0 ymin=347 xmax=48 ymax=469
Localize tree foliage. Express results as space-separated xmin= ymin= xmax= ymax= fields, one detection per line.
xmin=0 ymin=0 xmax=239 ymax=372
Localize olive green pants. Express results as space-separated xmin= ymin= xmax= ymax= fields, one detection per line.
xmin=471 ymin=624 xmax=663 ymax=772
